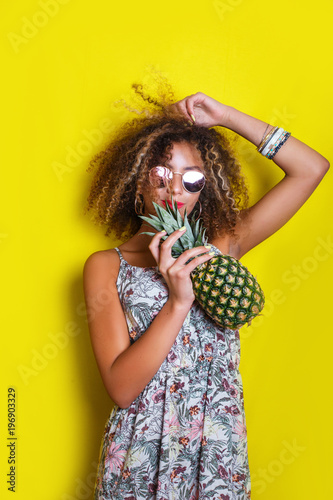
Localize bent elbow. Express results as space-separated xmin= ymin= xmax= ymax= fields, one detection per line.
xmin=316 ymin=158 xmax=330 ymax=179
xmin=307 ymin=157 xmax=330 ymax=188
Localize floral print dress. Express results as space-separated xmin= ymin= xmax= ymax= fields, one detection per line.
xmin=94 ymin=246 xmax=251 ymax=500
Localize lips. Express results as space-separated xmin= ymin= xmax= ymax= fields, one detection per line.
xmin=162 ymin=200 xmax=185 ymax=209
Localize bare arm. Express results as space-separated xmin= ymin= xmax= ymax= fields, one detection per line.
xmin=83 ymin=230 xmax=213 ymax=409
xmin=173 ymin=93 xmax=330 ymax=258
xmin=220 ymin=107 xmax=330 ymax=257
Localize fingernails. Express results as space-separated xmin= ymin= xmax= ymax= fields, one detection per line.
xmin=179 ymin=226 xmax=186 ymax=232
xmin=191 ymin=114 xmax=196 ymax=123
xmin=160 ymin=230 xmax=167 ymax=234
xmin=208 ymin=251 xmax=215 ymax=256
xmin=205 ymin=245 xmax=211 ymax=249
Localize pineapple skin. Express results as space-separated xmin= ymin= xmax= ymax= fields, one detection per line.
xmin=191 ymin=255 xmax=265 ymax=330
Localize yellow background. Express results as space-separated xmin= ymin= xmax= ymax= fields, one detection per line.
xmin=1 ymin=0 xmax=332 ymax=498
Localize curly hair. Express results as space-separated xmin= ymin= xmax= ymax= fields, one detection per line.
xmin=84 ymin=82 xmax=249 ymax=242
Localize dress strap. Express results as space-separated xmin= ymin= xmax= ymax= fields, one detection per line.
xmin=114 ymin=247 xmax=124 ymax=262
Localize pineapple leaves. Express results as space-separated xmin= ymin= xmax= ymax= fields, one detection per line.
xmin=139 ymin=215 xmax=164 ymax=232
xmin=141 ymin=231 xmax=164 ymax=239
xmin=138 ymin=195 xmax=208 ymax=257
xmin=181 ymin=211 xmax=194 ymax=249
xmin=155 ymin=203 xmax=180 ymax=233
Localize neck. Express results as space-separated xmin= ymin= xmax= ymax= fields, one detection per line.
xmin=129 ymin=223 xmax=157 ymax=249
xmin=140 ymin=222 xmax=157 ymax=231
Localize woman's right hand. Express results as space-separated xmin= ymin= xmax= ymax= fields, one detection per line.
xmin=149 ymin=228 xmax=213 ymax=309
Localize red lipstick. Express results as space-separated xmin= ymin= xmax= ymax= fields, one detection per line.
xmin=162 ymin=200 xmax=185 ymax=209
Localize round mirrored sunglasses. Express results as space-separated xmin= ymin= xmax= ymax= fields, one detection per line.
xmin=148 ymin=166 xmax=205 ymax=194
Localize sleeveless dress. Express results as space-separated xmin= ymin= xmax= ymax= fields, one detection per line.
xmin=94 ymin=246 xmax=251 ymax=500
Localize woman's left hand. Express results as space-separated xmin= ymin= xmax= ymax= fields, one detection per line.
xmin=170 ymin=92 xmax=230 ymax=128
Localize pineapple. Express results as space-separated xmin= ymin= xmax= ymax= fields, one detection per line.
xmin=140 ymin=199 xmax=265 ymax=330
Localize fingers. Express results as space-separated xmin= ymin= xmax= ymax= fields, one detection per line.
xmin=149 ymin=227 xmax=188 ymax=263
xmin=176 ymin=100 xmax=192 ymax=121
xmin=170 ymin=92 xmax=210 ymax=124
xmin=170 ymin=95 xmax=196 ymax=122
xmin=156 ymin=227 xmax=189 ymax=272
xmin=173 ymin=244 xmax=211 ymax=264
xmin=171 ymin=245 xmax=213 ymax=272
xmin=185 ymin=96 xmax=196 ymax=123
xmin=183 ymin=249 xmax=214 ymax=274
xmin=148 ymin=228 xmax=214 ymax=277
xmin=185 ymin=92 xmax=207 ymax=122
xmin=148 ymin=230 xmax=167 ymax=262
xmin=149 ymin=227 xmax=194 ymax=266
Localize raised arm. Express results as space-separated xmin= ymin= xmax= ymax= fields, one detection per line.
xmin=172 ymin=93 xmax=330 ymax=258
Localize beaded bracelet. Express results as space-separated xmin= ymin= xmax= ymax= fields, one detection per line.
xmin=261 ymin=128 xmax=285 ymax=156
xmin=265 ymin=132 xmax=286 ymax=158
xmin=265 ymin=130 xmax=290 ymax=158
xmin=258 ymin=126 xmax=291 ymax=159
xmin=267 ymin=132 xmax=291 ymax=159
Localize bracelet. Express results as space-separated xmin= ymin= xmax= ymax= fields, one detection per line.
xmin=258 ymin=127 xmax=291 ymax=159
xmin=257 ymin=123 xmax=270 ymax=149
xmin=261 ymin=127 xmax=285 ymax=156
xmin=267 ymin=132 xmax=291 ymax=159
xmin=265 ymin=130 xmax=289 ymax=158
xmin=257 ymin=123 xmax=292 ymax=159
xmin=257 ymin=126 xmax=279 ymax=153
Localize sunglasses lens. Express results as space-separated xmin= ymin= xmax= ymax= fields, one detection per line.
xmin=149 ymin=166 xmax=171 ymax=188
xmin=183 ymin=171 xmax=205 ymax=193
xmin=149 ymin=167 xmax=205 ymax=193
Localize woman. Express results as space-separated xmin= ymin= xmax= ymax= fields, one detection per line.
xmin=83 ymin=90 xmax=329 ymax=499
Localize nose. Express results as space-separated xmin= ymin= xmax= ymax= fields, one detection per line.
xmin=166 ymin=173 xmax=183 ymax=195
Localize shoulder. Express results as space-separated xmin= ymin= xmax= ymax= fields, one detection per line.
xmin=83 ymin=248 xmax=121 ymax=288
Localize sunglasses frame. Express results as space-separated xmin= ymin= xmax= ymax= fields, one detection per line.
xmin=148 ymin=166 xmax=206 ymax=194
